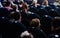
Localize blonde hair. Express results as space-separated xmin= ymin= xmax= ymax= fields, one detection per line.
xmin=32 ymin=0 xmax=38 ymax=5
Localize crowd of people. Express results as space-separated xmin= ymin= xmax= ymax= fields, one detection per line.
xmin=0 ymin=0 xmax=60 ymax=38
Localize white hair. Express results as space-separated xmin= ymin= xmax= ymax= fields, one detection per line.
xmin=20 ymin=31 xmax=30 ymax=37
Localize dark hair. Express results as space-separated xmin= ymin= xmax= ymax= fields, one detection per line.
xmin=2 ymin=1 xmax=10 ymax=7
xmin=0 ymin=8 xmax=9 ymax=17
xmin=52 ymin=17 xmax=60 ymax=28
xmin=11 ymin=5 xmax=17 ymax=11
xmin=14 ymin=11 xmax=21 ymax=20
xmin=22 ymin=3 xmax=28 ymax=10
xmin=9 ymin=11 xmax=21 ymax=20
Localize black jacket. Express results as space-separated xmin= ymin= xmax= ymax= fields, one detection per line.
xmin=0 ymin=17 xmax=27 ymax=38
xmin=28 ymin=27 xmax=47 ymax=38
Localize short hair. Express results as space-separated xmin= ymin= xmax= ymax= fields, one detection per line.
xmin=2 ymin=1 xmax=10 ymax=7
xmin=11 ymin=4 xmax=18 ymax=11
xmin=32 ymin=0 xmax=38 ymax=5
xmin=9 ymin=11 xmax=21 ymax=20
xmin=30 ymin=18 xmax=40 ymax=27
xmin=51 ymin=17 xmax=60 ymax=28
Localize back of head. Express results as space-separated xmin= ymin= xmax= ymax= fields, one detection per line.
xmin=2 ymin=1 xmax=11 ymax=7
xmin=9 ymin=11 xmax=21 ymax=21
xmin=22 ymin=3 xmax=28 ymax=10
xmin=14 ymin=11 xmax=21 ymax=20
xmin=0 ymin=8 xmax=9 ymax=17
xmin=42 ymin=0 xmax=48 ymax=6
xmin=56 ymin=0 xmax=59 ymax=2
xmin=41 ymin=15 xmax=52 ymax=26
xmin=20 ymin=31 xmax=34 ymax=38
xmin=30 ymin=18 xmax=40 ymax=27
xmin=52 ymin=17 xmax=60 ymax=28
xmin=32 ymin=0 xmax=38 ymax=5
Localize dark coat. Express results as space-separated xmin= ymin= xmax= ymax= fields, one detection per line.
xmin=28 ymin=27 xmax=47 ymax=38
xmin=0 ymin=17 xmax=27 ymax=38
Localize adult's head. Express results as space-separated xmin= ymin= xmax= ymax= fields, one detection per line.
xmin=2 ymin=1 xmax=11 ymax=7
xmin=9 ymin=10 xmax=21 ymax=22
xmin=32 ymin=0 xmax=38 ymax=4
xmin=30 ymin=18 xmax=41 ymax=27
xmin=51 ymin=17 xmax=60 ymax=33
xmin=42 ymin=0 xmax=48 ymax=6
xmin=21 ymin=32 xmax=34 ymax=38
xmin=0 ymin=8 xmax=9 ymax=17
xmin=51 ymin=17 xmax=60 ymax=30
